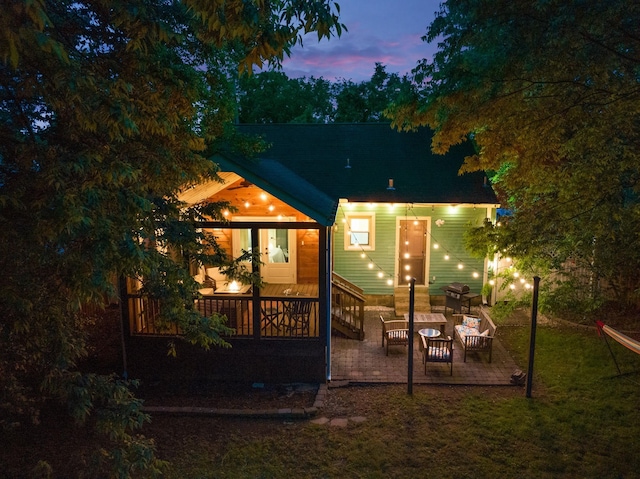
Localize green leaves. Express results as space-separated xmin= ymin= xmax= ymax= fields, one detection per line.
xmin=390 ymin=0 xmax=640 ymax=315
xmin=237 ymin=64 xmax=415 ymax=124
xmin=0 ymin=0 xmax=344 ymax=475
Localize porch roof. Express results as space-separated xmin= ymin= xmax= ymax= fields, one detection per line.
xmin=236 ymin=123 xmax=499 ymax=206
xmin=213 ymin=154 xmax=339 ymax=226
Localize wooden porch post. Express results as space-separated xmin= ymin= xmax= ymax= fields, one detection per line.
xmin=251 ymin=226 xmax=262 ymax=340
xmin=320 ymin=225 xmax=330 ymax=380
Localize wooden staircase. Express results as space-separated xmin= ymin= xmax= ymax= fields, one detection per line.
xmin=331 ymin=272 xmax=366 ymax=340
xmin=393 ymin=285 xmax=430 ymax=316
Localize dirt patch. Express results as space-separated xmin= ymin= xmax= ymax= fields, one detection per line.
xmin=141 ymin=381 xmax=318 ymax=410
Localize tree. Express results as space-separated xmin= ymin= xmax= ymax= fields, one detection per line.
xmin=236 ymin=63 xmax=414 ymax=124
xmin=237 ymin=71 xmax=333 ymax=123
xmin=0 ymin=0 xmax=343 ymax=476
xmin=388 ymin=0 xmax=640 ymax=315
xmin=332 ymin=63 xmax=413 ymax=122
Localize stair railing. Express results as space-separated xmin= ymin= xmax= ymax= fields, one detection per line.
xmin=331 ymin=272 xmax=366 ymax=340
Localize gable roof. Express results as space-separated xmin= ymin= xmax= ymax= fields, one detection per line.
xmin=214 ymin=155 xmax=339 ymax=226
xmin=235 ymin=123 xmax=499 ymax=206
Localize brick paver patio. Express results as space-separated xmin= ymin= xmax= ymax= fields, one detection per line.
xmin=330 ymin=307 xmax=521 ymax=385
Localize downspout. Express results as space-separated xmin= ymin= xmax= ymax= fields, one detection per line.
xmin=325 ymin=226 xmax=332 ymax=382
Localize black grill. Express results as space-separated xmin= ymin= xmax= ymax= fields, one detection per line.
xmin=441 ymin=282 xmax=473 ymax=313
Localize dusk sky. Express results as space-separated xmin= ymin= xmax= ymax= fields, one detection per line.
xmin=281 ymin=0 xmax=442 ymax=82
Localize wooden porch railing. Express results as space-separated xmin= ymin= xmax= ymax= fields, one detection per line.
xmin=126 ymin=274 xmax=365 ymax=340
xmin=331 ymin=272 xmax=366 ymax=340
xmin=127 ymin=293 xmax=320 ymax=339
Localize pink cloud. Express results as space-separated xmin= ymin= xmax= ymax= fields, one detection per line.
xmin=281 ymin=0 xmax=439 ymax=82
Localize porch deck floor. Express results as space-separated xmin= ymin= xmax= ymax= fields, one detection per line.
xmin=330 ymin=308 xmax=521 ymax=386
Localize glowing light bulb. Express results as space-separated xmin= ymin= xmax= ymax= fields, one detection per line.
xmin=509 ymin=284 xmax=516 ymax=290
xmin=361 ymin=252 xmax=366 ymax=258
xmin=444 ymin=254 xmax=450 ymax=260
xmin=433 ymin=243 xmax=439 ymax=249
xmin=378 ymin=271 xmax=384 ymax=278
xmin=489 ymin=279 xmax=495 ymax=286
xmin=473 ymin=272 xmax=479 ymax=278
xmin=404 ymin=252 xmax=410 ymax=259
xmin=387 ymin=279 xmax=393 ymax=286
xmin=458 ymin=263 xmax=464 ymax=269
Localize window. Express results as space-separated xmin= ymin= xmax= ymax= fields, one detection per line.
xmin=344 ymin=213 xmax=375 ymax=250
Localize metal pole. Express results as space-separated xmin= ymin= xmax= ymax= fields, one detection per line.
xmin=408 ymin=278 xmax=415 ymax=395
xmin=526 ymin=276 xmax=540 ymax=398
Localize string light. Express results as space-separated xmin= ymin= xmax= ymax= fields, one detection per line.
xmin=337 ymin=203 xmax=487 ymax=286
xmin=406 ymin=205 xmax=484 ymax=280
xmin=338 ymin=204 xmax=395 ymax=285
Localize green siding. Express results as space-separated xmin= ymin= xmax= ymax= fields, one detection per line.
xmin=334 ymin=203 xmax=495 ymax=296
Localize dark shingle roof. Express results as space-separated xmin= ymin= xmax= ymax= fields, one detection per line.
xmin=236 ymin=123 xmax=498 ymax=205
xmin=215 ymin=124 xmax=498 ymax=225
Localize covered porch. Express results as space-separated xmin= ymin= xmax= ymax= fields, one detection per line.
xmin=331 ymin=307 xmax=521 ymax=385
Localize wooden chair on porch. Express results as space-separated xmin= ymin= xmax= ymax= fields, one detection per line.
xmin=281 ymin=299 xmax=312 ymax=336
xmin=421 ymin=335 xmax=453 ymax=375
xmin=380 ymin=315 xmax=409 ymax=356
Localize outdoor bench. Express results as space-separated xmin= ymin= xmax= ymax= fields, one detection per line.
xmin=453 ymin=309 xmax=497 ymax=362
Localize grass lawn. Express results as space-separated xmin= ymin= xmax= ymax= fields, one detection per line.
xmin=149 ymin=320 xmax=640 ymax=479
xmin=2 ymin=315 xmax=640 ymax=478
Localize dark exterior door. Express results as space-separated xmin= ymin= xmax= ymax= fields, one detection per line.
xmin=399 ymin=220 xmax=427 ymax=285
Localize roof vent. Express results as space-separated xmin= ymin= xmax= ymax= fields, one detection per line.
xmin=345 ymin=158 xmax=351 ymax=169
xmin=387 ymin=178 xmax=395 ymax=190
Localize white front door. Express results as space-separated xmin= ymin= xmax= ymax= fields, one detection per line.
xmin=232 ymin=219 xmax=297 ymax=284
xmin=261 ymin=228 xmax=296 ymax=284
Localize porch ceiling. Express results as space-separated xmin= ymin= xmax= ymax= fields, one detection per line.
xmin=178 ymin=172 xmax=243 ymax=205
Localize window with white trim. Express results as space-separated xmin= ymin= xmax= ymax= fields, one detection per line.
xmin=344 ymin=213 xmax=375 ymax=250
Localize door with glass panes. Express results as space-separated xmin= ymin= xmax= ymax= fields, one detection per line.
xmin=398 ymin=219 xmax=427 ymax=285
xmin=233 ymin=222 xmax=296 ymax=284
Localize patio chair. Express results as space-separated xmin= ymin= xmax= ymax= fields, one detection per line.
xmin=261 ymin=300 xmax=282 ymax=334
xmin=421 ymin=335 xmax=453 ymax=375
xmin=281 ymin=299 xmax=312 ymax=336
xmin=380 ymin=315 xmax=409 ymax=356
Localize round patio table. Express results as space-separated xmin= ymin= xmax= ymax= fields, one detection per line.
xmin=418 ymin=328 xmax=441 ymax=338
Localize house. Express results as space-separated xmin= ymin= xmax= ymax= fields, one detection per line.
xmin=121 ymin=123 xmax=499 ymax=384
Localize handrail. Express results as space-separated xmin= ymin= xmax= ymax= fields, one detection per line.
xmin=332 ymin=272 xmax=366 ymax=302
xmin=330 ymin=273 xmax=366 ymax=340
